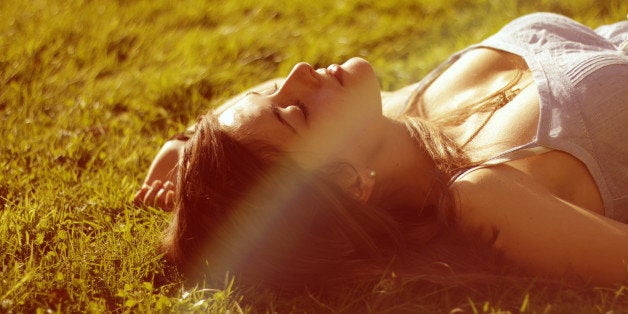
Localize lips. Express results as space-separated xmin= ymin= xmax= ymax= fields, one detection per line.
xmin=326 ymin=64 xmax=344 ymax=86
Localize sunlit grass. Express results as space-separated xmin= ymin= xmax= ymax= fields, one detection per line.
xmin=1 ymin=0 xmax=626 ymax=312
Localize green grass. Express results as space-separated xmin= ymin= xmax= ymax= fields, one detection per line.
xmin=1 ymin=0 xmax=626 ymax=312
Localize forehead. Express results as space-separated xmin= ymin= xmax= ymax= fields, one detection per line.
xmin=218 ymin=97 xmax=261 ymax=128
xmin=216 ymin=97 xmax=292 ymax=144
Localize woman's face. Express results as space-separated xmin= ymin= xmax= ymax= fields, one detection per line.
xmin=217 ymin=57 xmax=384 ymax=169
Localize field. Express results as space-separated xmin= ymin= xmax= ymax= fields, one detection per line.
xmin=1 ymin=0 xmax=626 ymax=312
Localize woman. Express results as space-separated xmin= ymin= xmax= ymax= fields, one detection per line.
xmin=136 ymin=13 xmax=628 ymax=289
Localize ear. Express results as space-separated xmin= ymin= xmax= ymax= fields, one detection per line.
xmin=347 ymin=168 xmax=376 ymax=204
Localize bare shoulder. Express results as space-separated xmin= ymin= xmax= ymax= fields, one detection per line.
xmin=450 ymin=166 xmax=539 ymax=241
xmin=450 ymin=166 xmax=628 ymax=284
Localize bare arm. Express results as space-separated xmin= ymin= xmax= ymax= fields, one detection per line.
xmin=452 ymin=166 xmax=628 ymax=285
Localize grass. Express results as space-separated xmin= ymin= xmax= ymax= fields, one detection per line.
xmin=1 ymin=0 xmax=626 ymax=312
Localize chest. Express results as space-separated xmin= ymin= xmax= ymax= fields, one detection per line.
xmin=413 ymin=48 xmax=605 ymax=214
xmin=409 ymin=48 xmax=538 ymax=160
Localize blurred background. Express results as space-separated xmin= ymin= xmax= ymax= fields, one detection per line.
xmin=0 ymin=0 xmax=625 ymax=312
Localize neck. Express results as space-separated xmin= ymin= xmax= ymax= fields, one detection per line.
xmin=371 ymin=117 xmax=440 ymax=207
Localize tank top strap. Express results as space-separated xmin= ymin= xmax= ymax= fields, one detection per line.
xmin=450 ymin=144 xmax=553 ymax=184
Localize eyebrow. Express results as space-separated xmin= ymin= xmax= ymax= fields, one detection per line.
xmin=270 ymin=105 xmax=297 ymax=134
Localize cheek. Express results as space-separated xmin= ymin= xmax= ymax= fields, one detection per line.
xmin=301 ymin=85 xmax=381 ymax=136
xmin=307 ymin=97 xmax=354 ymax=128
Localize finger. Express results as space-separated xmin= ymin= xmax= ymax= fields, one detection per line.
xmin=151 ymin=180 xmax=163 ymax=189
xmin=143 ymin=181 xmax=163 ymax=206
xmin=164 ymin=190 xmax=175 ymax=212
xmin=163 ymin=180 xmax=175 ymax=191
xmin=133 ymin=185 xmax=149 ymax=206
xmin=155 ymin=188 xmax=169 ymax=209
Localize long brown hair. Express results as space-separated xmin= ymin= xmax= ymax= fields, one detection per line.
xmin=160 ymin=113 xmax=495 ymax=291
xmin=162 ymin=115 xmax=400 ymax=288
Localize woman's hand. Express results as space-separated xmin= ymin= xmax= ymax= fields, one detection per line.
xmin=135 ymin=139 xmax=183 ymax=211
xmin=134 ymin=180 xmax=175 ymax=211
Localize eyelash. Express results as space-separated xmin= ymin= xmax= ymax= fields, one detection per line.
xmin=294 ymin=101 xmax=309 ymax=119
xmin=271 ymin=101 xmax=309 ymax=121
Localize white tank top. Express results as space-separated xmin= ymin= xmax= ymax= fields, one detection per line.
xmin=407 ymin=13 xmax=628 ymax=222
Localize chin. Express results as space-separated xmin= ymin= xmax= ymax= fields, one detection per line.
xmin=343 ymin=57 xmax=380 ymax=93
xmin=343 ymin=57 xmax=375 ymax=77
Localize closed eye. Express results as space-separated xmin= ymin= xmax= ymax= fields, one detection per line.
xmin=271 ymin=105 xmax=297 ymax=134
xmin=294 ymin=101 xmax=309 ymax=119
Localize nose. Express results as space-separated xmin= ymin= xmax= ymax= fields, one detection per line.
xmin=277 ymin=62 xmax=319 ymax=97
